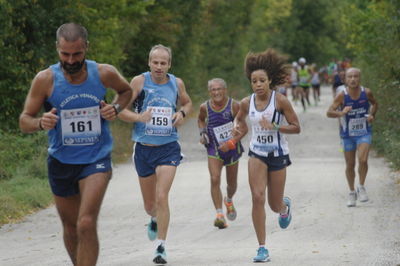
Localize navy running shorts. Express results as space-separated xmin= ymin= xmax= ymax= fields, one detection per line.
xmin=133 ymin=141 xmax=181 ymax=178
xmin=248 ymin=150 xmax=291 ymax=171
xmin=47 ymin=155 xmax=112 ymax=197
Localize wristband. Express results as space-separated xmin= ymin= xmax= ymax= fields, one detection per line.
xmin=38 ymin=118 xmax=44 ymax=131
xmin=112 ymin=103 xmax=121 ymax=114
xmin=273 ymin=122 xmax=280 ymax=130
xmin=199 ymin=128 xmax=207 ymax=136
xmin=180 ymin=110 xmax=186 ymax=118
xmin=226 ymin=139 xmax=237 ymax=150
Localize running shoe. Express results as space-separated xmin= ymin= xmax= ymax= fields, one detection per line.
xmin=147 ymin=218 xmax=157 ymax=241
xmin=347 ymin=191 xmax=357 ymax=207
xmin=357 ymin=185 xmax=369 ymax=202
xmin=153 ymin=244 xmax=167 ymax=264
xmin=224 ymin=197 xmax=237 ymax=221
xmin=279 ymin=197 xmax=292 ymax=229
xmin=214 ymin=213 xmax=228 ymax=229
xmin=253 ymin=246 xmax=270 ymax=262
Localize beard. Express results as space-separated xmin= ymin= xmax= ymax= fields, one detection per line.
xmin=60 ymin=58 xmax=85 ymax=75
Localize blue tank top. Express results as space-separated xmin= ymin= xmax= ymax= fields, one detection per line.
xmin=206 ymin=98 xmax=235 ymax=147
xmin=46 ymin=60 xmax=112 ymax=164
xmin=340 ymin=87 xmax=371 ymax=138
xmin=132 ymin=72 xmax=179 ymax=145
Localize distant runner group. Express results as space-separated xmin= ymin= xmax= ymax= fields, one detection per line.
xmin=19 ymin=23 xmax=378 ymax=265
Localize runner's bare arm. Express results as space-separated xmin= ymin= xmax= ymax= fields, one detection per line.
xmin=172 ymin=78 xmax=192 ymax=127
xmin=277 ymin=95 xmax=301 ymax=134
xmin=231 ymin=99 xmax=240 ymax=117
xmin=99 ymin=64 xmax=132 ymax=120
xmin=327 ymin=92 xmax=350 ymax=118
xmin=198 ymin=103 xmax=207 ymax=129
xmin=366 ymin=88 xmax=378 ymax=123
xmin=198 ymin=103 xmax=208 ymax=145
xmin=117 ymin=75 xmax=152 ymax=123
xmin=19 ymin=69 xmax=58 ymax=133
xmin=232 ymin=97 xmax=249 ymax=141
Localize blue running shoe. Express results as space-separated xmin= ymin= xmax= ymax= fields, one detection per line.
xmin=279 ymin=197 xmax=292 ymax=229
xmin=253 ymin=247 xmax=270 ymax=262
xmin=147 ymin=218 xmax=157 ymax=241
xmin=153 ymin=244 xmax=167 ymax=264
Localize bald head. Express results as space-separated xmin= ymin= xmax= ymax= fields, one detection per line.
xmin=346 ymin=67 xmax=361 ymax=76
xmin=56 ymin=23 xmax=88 ymax=44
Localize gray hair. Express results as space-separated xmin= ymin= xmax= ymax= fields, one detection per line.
xmin=56 ymin=23 xmax=88 ymax=44
xmin=149 ymin=44 xmax=172 ymax=63
xmin=208 ymin=78 xmax=227 ymax=90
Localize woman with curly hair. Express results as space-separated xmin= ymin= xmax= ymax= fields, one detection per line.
xmin=232 ymin=48 xmax=301 ymax=262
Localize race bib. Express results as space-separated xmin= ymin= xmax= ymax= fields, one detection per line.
xmin=61 ymin=106 xmax=101 ymax=146
xmin=250 ymin=126 xmax=279 ymax=154
xmin=349 ymin=117 xmax=367 ymax=136
xmin=145 ymin=106 xmax=173 ymax=136
xmin=213 ymin=122 xmax=233 ymax=144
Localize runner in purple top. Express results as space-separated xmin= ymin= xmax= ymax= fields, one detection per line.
xmin=198 ymin=78 xmax=243 ymax=229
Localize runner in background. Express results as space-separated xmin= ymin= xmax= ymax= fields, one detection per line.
xmin=198 ymin=78 xmax=243 ymax=229
xmin=310 ymin=63 xmax=321 ymax=105
xmin=326 ymin=67 xmax=378 ymax=207
xmin=297 ymin=57 xmax=311 ymax=111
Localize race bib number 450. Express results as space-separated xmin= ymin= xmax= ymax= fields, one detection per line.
xmin=61 ymin=106 xmax=101 ymax=145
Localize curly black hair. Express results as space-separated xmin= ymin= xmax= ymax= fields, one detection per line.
xmin=244 ymin=48 xmax=289 ymax=88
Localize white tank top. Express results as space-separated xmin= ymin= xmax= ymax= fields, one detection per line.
xmin=248 ymin=91 xmax=289 ymax=157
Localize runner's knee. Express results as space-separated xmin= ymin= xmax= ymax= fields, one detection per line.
xmin=77 ymin=215 xmax=96 ymax=236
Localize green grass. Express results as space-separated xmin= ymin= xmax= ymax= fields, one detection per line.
xmin=0 ymin=121 xmax=134 ymax=226
xmin=0 ymin=175 xmax=52 ymax=224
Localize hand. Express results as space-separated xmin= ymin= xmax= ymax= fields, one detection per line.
xmin=200 ymin=132 xmax=209 ymax=145
xmin=366 ymin=114 xmax=375 ymax=123
xmin=232 ymin=123 xmax=242 ymax=137
xmin=40 ymin=108 xmax=59 ymax=130
xmin=218 ymin=142 xmax=229 ymax=152
xmin=139 ymin=109 xmax=152 ymax=123
xmin=172 ymin=110 xmax=185 ymax=127
xmin=100 ymin=100 xmax=117 ymax=121
xmin=341 ymin=106 xmax=352 ymax=116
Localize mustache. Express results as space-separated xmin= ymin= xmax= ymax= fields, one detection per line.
xmin=60 ymin=59 xmax=85 ymax=74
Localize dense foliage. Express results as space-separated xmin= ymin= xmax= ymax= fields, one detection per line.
xmin=1 ymin=0 xmax=399 ymax=170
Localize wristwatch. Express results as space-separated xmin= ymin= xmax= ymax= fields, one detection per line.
xmin=112 ymin=103 xmax=121 ymax=114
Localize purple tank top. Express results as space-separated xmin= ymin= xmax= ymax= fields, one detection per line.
xmin=206 ymin=98 xmax=233 ymax=147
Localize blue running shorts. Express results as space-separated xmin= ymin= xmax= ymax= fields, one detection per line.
xmin=47 ymin=155 xmax=112 ymax=197
xmin=342 ymin=133 xmax=372 ymax=152
xmin=133 ymin=141 xmax=181 ymax=178
xmin=248 ymin=150 xmax=291 ymax=171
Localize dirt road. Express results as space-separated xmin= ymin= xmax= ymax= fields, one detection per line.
xmin=1 ymin=86 xmax=400 ymax=265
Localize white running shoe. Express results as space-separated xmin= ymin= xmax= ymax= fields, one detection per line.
xmin=347 ymin=191 xmax=357 ymax=207
xmin=357 ymin=185 xmax=369 ymax=202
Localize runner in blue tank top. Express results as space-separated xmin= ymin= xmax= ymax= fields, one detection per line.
xmin=234 ymin=49 xmax=301 ymax=262
xmin=198 ymin=78 xmax=243 ymax=229
xmin=327 ymin=67 xmax=378 ymax=207
xmin=118 ymin=44 xmax=192 ymax=265
xmin=19 ymin=23 xmax=132 ymax=265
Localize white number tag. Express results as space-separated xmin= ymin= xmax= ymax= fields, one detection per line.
xmin=61 ymin=106 xmax=101 ymax=146
xmin=145 ymin=106 xmax=173 ymax=136
xmin=213 ymin=122 xmax=233 ymax=144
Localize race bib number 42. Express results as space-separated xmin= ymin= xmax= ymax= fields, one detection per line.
xmin=61 ymin=106 xmax=101 ymax=145
xmin=213 ymin=122 xmax=233 ymax=144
